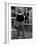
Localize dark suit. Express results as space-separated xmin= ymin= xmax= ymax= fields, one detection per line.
xmin=25 ymin=12 xmax=29 ymax=23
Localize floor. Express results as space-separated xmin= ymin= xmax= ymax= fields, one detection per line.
xmin=11 ymin=25 xmax=32 ymax=39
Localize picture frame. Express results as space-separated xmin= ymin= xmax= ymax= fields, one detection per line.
xmin=5 ymin=2 xmax=37 ymax=44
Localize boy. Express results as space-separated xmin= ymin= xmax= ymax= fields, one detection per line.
xmin=15 ymin=9 xmax=25 ymax=38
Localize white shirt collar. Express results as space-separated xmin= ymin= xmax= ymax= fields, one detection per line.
xmin=17 ymin=12 xmax=24 ymax=15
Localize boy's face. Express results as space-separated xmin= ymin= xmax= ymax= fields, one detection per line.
xmin=18 ymin=9 xmax=22 ymax=13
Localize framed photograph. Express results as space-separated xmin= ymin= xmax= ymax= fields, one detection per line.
xmin=5 ymin=2 xmax=37 ymax=43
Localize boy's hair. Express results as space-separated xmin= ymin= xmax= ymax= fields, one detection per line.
xmin=18 ymin=9 xmax=22 ymax=13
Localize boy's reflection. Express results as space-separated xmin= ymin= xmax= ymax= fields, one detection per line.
xmin=25 ymin=8 xmax=29 ymax=24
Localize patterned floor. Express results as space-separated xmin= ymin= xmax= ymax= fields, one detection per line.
xmin=11 ymin=31 xmax=32 ymax=39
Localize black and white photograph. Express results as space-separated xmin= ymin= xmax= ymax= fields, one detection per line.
xmin=11 ymin=6 xmax=32 ymax=39
xmin=0 ymin=0 xmax=37 ymax=45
